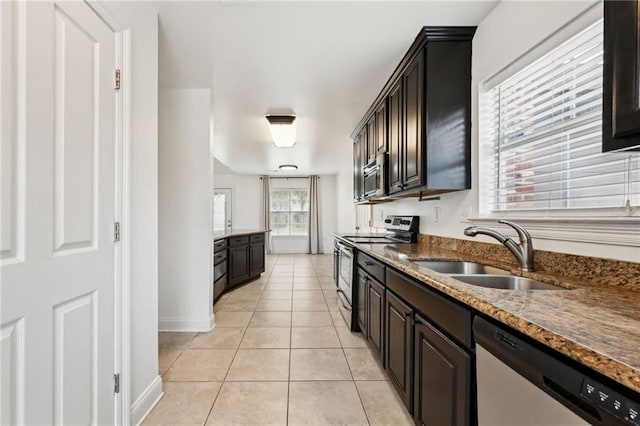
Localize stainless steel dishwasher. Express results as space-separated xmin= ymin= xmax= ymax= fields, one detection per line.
xmin=474 ymin=317 xmax=640 ymax=426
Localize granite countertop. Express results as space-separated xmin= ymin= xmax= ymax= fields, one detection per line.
xmin=333 ymin=234 xmax=640 ymax=395
xmin=214 ymin=229 xmax=269 ymax=241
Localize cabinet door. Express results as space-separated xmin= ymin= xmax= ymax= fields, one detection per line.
xmin=249 ymin=243 xmax=265 ymax=276
xmin=367 ymin=117 xmax=376 ymax=165
xmin=603 ymin=0 xmax=640 ymax=152
xmin=228 ymin=245 xmax=249 ymax=285
xmin=367 ymin=279 xmax=385 ymax=362
xmin=375 ymin=101 xmax=387 ymax=155
xmin=388 ymin=82 xmax=403 ymax=193
xmin=385 ymin=291 xmax=413 ymax=411
xmin=403 ymin=50 xmax=424 ymax=190
xmin=414 ymin=316 xmax=471 ymax=426
xmin=353 ymin=139 xmax=362 ymax=202
xmin=357 ymin=272 xmax=368 ymax=333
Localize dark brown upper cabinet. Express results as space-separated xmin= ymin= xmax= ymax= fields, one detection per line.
xmin=402 ymin=51 xmax=424 ymax=192
xmin=388 ymin=82 xmax=403 ymax=193
xmin=351 ymin=27 xmax=476 ymax=202
xmin=375 ymin=101 xmax=388 ymax=157
xmin=353 ymin=129 xmax=365 ymax=202
xmin=603 ymin=0 xmax=640 ymax=152
xmin=367 ymin=116 xmax=376 ymax=166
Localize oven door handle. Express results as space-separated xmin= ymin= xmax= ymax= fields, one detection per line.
xmin=336 ymin=289 xmax=352 ymax=311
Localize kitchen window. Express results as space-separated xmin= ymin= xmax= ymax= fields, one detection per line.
xmin=479 ymin=19 xmax=640 ymax=218
xmin=270 ymin=189 xmax=309 ymax=236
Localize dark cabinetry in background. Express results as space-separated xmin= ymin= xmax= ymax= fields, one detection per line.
xmin=227 ymin=233 xmax=266 ymax=288
xmin=213 ymin=239 xmax=228 ymax=301
xmin=249 ymin=234 xmax=265 ymax=276
xmin=603 ymin=0 xmax=640 ymax=152
xmin=352 ymin=27 xmax=476 ymax=202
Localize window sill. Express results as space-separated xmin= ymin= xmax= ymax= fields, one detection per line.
xmin=271 ymin=235 xmax=308 ymax=239
xmin=467 ymin=217 xmax=640 ymax=247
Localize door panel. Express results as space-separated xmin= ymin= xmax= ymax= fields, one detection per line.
xmin=386 ymin=291 xmax=412 ymax=410
xmin=0 ymin=1 xmax=25 ymax=263
xmin=388 ymin=82 xmax=402 ymax=193
xmin=0 ymin=2 xmax=117 ymax=424
xmin=367 ymin=279 xmax=385 ymax=361
xmin=403 ymin=51 xmax=424 ymax=190
xmin=0 ymin=318 xmax=24 ymax=425
xmin=54 ymin=7 xmax=100 ymax=253
xmin=54 ymin=292 xmax=97 ymax=425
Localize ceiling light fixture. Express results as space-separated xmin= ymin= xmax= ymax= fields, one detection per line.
xmin=279 ymin=164 xmax=298 ymax=171
xmin=266 ymin=114 xmax=296 ymax=147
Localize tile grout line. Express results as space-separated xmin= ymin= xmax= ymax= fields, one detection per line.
xmin=203 ymin=254 xmax=276 ymax=425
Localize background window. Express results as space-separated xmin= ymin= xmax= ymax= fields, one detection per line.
xmin=479 ymin=20 xmax=639 ymax=216
xmin=270 ymin=189 xmax=309 ymax=235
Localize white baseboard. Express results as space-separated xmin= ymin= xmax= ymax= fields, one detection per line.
xmin=158 ymin=313 xmax=215 ymax=332
xmin=131 ymin=375 xmax=163 ymax=426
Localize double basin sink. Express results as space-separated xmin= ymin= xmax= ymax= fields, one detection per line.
xmin=412 ymin=260 xmax=566 ymax=291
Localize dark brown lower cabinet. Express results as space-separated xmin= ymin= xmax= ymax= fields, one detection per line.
xmin=228 ymin=245 xmax=250 ymax=286
xmin=367 ymin=278 xmax=385 ymax=362
xmin=357 ymin=271 xmax=368 ymax=333
xmin=414 ymin=314 xmax=471 ymax=426
xmin=385 ymin=290 xmax=413 ymax=411
xmin=249 ymin=243 xmax=265 ymax=276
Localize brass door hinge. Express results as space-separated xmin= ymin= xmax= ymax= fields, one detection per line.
xmin=115 ymin=69 xmax=121 ymax=90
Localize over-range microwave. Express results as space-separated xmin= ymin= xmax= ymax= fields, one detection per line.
xmin=363 ymin=153 xmax=387 ymax=198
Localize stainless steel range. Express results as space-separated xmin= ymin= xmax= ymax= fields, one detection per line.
xmin=336 ymin=215 xmax=419 ymax=331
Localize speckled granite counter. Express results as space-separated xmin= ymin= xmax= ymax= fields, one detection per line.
xmin=333 ymin=234 xmax=640 ymax=395
xmin=213 ymin=229 xmax=269 ymax=241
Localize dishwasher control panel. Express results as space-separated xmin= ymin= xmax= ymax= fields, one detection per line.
xmin=582 ymin=378 xmax=640 ymax=425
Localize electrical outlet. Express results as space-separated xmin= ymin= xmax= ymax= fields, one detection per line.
xmin=434 ymin=206 xmax=441 ymax=222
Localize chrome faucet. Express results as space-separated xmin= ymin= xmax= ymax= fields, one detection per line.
xmin=464 ymin=220 xmax=534 ymax=272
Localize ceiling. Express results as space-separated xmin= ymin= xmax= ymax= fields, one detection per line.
xmin=154 ymin=1 xmax=499 ymax=176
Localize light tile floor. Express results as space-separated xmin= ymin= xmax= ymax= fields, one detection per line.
xmin=146 ymin=254 xmax=413 ymax=426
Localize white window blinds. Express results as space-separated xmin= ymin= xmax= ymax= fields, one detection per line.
xmin=479 ymin=20 xmax=640 ymax=215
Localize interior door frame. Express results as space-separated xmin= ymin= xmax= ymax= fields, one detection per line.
xmin=84 ymin=1 xmax=130 ymax=424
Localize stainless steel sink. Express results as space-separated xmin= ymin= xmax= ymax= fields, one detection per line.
xmin=413 ymin=260 xmax=510 ymax=275
xmin=450 ymin=274 xmax=567 ymax=290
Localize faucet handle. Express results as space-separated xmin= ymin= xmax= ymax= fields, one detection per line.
xmin=498 ymin=220 xmax=531 ymax=244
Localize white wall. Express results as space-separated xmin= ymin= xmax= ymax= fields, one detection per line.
xmin=159 ymin=89 xmax=214 ymax=331
xmin=214 ymin=174 xmax=262 ymax=229
xmin=214 ymin=174 xmax=337 ymax=253
xmin=104 ymin=2 xmax=161 ymax=423
xmin=362 ymin=1 xmax=640 ymax=263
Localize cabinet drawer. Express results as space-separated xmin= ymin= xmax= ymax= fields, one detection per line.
xmin=386 ymin=268 xmax=471 ymax=349
xmin=358 ymin=252 xmax=386 ymax=284
xmin=214 ymin=252 xmax=227 ymax=266
xmin=214 ymin=261 xmax=227 ymax=282
xmin=249 ymin=233 xmax=265 ymax=244
xmin=214 ymin=274 xmax=227 ymax=300
xmin=228 ymin=236 xmax=249 ymax=247
xmin=214 ymin=239 xmax=227 ymax=253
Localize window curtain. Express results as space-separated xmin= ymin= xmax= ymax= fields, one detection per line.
xmin=308 ymin=175 xmax=322 ymax=254
xmin=262 ymin=176 xmax=272 ymax=253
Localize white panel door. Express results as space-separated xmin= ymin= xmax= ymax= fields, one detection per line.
xmin=213 ymin=188 xmax=232 ymax=233
xmin=0 ymin=1 xmax=117 ymax=424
